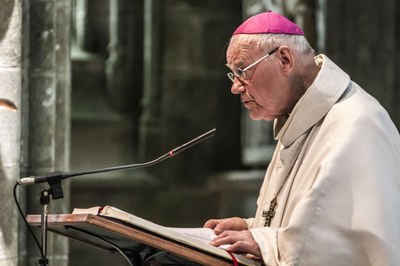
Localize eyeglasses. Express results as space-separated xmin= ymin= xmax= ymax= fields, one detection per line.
xmin=227 ymin=47 xmax=279 ymax=83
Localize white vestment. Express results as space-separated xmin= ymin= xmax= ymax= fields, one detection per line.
xmin=246 ymin=55 xmax=400 ymax=266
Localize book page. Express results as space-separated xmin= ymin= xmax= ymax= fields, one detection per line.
xmin=166 ymin=227 xmax=230 ymax=249
xmin=166 ymin=227 xmax=216 ymax=244
xmin=72 ymin=206 xmax=101 ymax=215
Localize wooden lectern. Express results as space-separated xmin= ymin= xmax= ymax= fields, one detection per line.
xmin=27 ymin=213 xmax=262 ymax=266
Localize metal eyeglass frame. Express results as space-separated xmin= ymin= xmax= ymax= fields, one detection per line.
xmin=227 ymin=47 xmax=279 ymax=83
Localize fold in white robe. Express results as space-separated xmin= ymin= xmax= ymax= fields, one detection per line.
xmin=246 ymin=55 xmax=400 ymax=266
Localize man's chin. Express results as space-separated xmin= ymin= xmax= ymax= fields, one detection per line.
xmin=249 ymin=111 xmax=276 ymax=121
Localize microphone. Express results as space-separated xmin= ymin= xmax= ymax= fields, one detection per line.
xmin=17 ymin=128 xmax=216 ymax=187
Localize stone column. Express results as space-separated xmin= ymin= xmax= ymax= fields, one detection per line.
xmin=105 ymin=0 xmax=143 ymax=149
xmin=21 ymin=0 xmax=71 ymax=265
xmin=106 ymin=0 xmax=143 ymax=114
xmin=139 ymin=0 xmax=163 ymax=161
xmin=0 ymin=0 xmax=22 ymax=264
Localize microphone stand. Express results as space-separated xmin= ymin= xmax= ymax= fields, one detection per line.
xmin=39 ymin=190 xmax=50 ymax=266
xmin=21 ymin=128 xmax=216 ymax=266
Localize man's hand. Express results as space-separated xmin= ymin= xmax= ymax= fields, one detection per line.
xmin=203 ymin=217 xmax=248 ymax=234
xmin=204 ymin=217 xmax=261 ymax=257
xmin=210 ymin=230 xmax=261 ymax=257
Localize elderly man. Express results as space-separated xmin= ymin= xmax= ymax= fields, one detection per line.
xmin=205 ymin=11 xmax=400 ymax=265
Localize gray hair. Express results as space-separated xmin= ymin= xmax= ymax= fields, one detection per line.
xmin=231 ymin=33 xmax=315 ymax=56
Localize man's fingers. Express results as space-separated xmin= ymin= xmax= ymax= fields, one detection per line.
xmin=226 ymin=240 xmax=260 ymax=255
xmin=204 ymin=217 xmax=248 ymax=233
xmin=203 ymin=219 xmax=219 ymax=229
xmin=210 ymin=230 xmax=236 ymax=246
xmin=210 ymin=230 xmax=262 ymax=257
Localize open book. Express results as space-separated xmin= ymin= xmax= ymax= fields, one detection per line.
xmin=72 ymin=205 xmax=261 ymax=266
xmin=72 ymin=206 xmax=221 ymax=245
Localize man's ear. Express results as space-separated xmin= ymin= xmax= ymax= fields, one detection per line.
xmin=276 ymin=46 xmax=293 ymax=72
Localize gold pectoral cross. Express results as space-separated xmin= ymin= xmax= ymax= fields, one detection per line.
xmin=262 ymin=197 xmax=277 ymax=227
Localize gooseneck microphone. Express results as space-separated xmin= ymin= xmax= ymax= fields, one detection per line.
xmin=17 ymin=128 xmax=216 ymax=186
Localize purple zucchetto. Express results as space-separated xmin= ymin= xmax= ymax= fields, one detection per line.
xmin=233 ymin=11 xmax=304 ymax=36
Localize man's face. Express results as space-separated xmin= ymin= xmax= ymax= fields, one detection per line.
xmin=226 ymin=38 xmax=299 ymax=121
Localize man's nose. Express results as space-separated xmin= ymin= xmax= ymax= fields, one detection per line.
xmin=231 ymin=79 xmax=246 ymax=94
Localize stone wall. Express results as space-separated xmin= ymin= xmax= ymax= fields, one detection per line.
xmin=0 ymin=0 xmax=22 ymax=264
xmin=22 ymin=0 xmax=72 ymax=265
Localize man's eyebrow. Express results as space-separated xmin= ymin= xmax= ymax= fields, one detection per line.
xmin=226 ymin=60 xmax=244 ymax=70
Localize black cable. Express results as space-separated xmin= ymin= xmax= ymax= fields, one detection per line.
xmin=141 ymin=250 xmax=197 ymax=266
xmin=65 ymin=226 xmax=135 ymax=266
xmin=13 ymin=182 xmax=45 ymax=258
xmin=14 ymin=183 xmax=134 ymax=265
xmin=142 ymin=251 xmax=166 ymax=265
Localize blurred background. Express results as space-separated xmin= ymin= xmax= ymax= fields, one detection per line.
xmin=0 ymin=0 xmax=399 ymax=265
